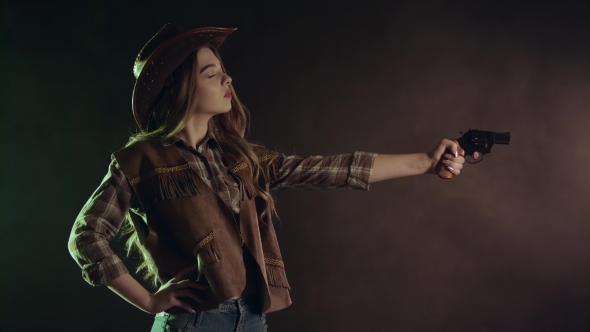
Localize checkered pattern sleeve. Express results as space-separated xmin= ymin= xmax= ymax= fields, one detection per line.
xmin=68 ymin=156 xmax=132 ymax=286
xmin=269 ymin=151 xmax=377 ymax=191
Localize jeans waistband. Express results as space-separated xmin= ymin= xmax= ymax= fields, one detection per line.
xmin=156 ymin=293 xmax=261 ymax=317
xmin=217 ymin=293 xmax=260 ymax=313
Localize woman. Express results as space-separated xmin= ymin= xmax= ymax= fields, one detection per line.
xmin=68 ymin=24 xmax=479 ymax=332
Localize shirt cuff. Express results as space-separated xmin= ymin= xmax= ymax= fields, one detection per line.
xmin=81 ymin=254 xmax=129 ymax=286
xmin=346 ymin=151 xmax=377 ymax=191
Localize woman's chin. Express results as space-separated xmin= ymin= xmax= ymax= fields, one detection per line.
xmin=202 ymin=108 xmax=232 ymax=115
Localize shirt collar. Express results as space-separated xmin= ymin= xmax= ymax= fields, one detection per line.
xmin=160 ymin=127 xmax=223 ymax=153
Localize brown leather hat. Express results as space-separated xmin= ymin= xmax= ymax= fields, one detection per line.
xmin=132 ymin=24 xmax=237 ymax=130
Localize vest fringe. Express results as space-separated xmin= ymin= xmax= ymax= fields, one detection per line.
xmin=265 ymin=264 xmax=291 ymax=289
xmin=143 ymin=169 xmax=200 ymax=201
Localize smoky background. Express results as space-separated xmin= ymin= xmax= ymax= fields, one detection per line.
xmin=1 ymin=0 xmax=588 ymax=331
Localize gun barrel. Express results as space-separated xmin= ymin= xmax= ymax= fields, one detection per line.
xmin=493 ymin=132 xmax=511 ymax=145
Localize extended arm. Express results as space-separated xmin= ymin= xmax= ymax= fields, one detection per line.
xmin=268 ymin=139 xmax=476 ymax=187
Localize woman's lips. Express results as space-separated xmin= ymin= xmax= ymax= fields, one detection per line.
xmin=224 ymin=90 xmax=232 ymax=98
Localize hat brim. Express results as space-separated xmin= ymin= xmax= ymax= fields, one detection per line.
xmin=132 ymin=27 xmax=237 ymax=130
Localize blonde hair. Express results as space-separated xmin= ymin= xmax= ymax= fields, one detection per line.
xmin=119 ymin=47 xmax=279 ymax=288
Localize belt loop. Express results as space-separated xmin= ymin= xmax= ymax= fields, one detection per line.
xmin=186 ymin=311 xmax=195 ymax=329
xmin=236 ymin=297 xmax=242 ymax=315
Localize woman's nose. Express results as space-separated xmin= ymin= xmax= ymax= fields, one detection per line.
xmin=224 ymin=74 xmax=232 ymax=86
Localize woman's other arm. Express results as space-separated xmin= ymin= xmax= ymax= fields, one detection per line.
xmin=68 ymin=156 xmax=132 ymax=286
xmin=68 ymin=156 xmax=206 ymax=314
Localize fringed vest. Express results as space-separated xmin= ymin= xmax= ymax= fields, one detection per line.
xmin=113 ymin=141 xmax=291 ymax=313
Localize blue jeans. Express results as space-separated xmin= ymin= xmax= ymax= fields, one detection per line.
xmin=150 ymin=294 xmax=267 ymax=332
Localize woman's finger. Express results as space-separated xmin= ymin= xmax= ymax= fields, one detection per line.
xmin=444 ymin=154 xmax=465 ymax=162
xmin=441 ymin=159 xmax=463 ymax=170
xmin=172 ymin=265 xmax=198 ymax=281
xmin=176 ymin=280 xmax=210 ymax=290
xmin=443 ymin=139 xmax=461 ymax=157
xmin=446 ymin=165 xmax=461 ymax=175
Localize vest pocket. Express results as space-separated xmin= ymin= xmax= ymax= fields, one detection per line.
xmin=195 ymin=229 xmax=220 ymax=269
xmin=264 ymin=257 xmax=291 ymax=290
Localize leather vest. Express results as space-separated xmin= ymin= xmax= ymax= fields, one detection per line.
xmin=113 ymin=140 xmax=291 ymax=313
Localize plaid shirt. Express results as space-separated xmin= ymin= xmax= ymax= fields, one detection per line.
xmin=68 ymin=131 xmax=376 ymax=286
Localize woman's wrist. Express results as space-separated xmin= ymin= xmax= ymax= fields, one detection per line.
xmin=105 ymin=273 xmax=154 ymax=314
xmin=370 ymin=153 xmax=433 ymax=182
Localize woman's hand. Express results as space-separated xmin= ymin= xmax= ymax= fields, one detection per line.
xmin=426 ymin=139 xmax=480 ymax=176
xmin=146 ymin=265 xmax=209 ymax=314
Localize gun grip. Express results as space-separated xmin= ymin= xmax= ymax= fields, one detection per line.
xmin=437 ymin=140 xmax=465 ymax=180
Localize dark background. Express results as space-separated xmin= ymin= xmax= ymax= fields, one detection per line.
xmin=1 ymin=0 xmax=589 ymax=331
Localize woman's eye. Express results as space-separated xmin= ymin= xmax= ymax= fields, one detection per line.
xmin=208 ymin=74 xmax=216 ymax=78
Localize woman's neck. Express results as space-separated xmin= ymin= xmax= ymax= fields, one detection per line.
xmin=177 ymin=114 xmax=213 ymax=150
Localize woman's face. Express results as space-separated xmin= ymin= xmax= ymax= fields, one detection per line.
xmin=194 ymin=47 xmax=233 ymax=115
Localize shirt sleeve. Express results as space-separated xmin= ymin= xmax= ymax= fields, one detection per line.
xmin=269 ymin=151 xmax=377 ymax=191
xmin=68 ymin=155 xmax=133 ymax=286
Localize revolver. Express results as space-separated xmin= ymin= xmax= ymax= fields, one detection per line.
xmin=438 ymin=128 xmax=511 ymax=179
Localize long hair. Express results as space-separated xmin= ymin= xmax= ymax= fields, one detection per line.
xmin=119 ymin=46 xmax=279 ymax=288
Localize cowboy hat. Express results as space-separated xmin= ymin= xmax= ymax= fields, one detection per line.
xmin=132 ymin=23 xmax=237 ymax=129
